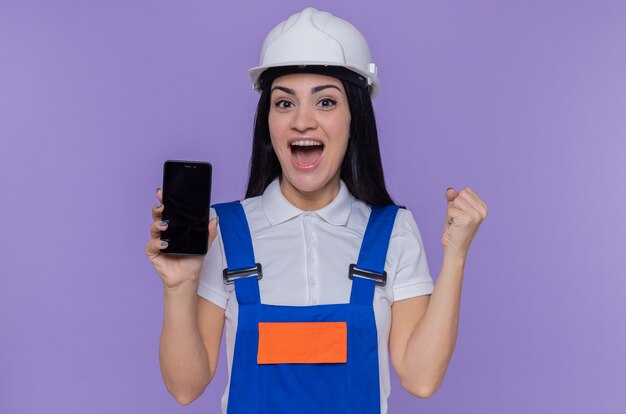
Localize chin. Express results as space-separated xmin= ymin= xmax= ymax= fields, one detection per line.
xmin=284 ymin=171 xmax=334 ymax=194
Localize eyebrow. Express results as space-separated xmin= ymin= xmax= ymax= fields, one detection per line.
xmin=312 ymin=84 xmax=342 ymax=94
xmin=271 ymin=84 xmax=343 ymax=95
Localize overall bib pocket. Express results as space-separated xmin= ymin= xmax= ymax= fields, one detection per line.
xmin=258 ymin=321 xmax=347 ymax=364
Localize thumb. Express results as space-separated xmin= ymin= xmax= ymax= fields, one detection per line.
xmin=446 ymin=187 xmax=459 ymax=204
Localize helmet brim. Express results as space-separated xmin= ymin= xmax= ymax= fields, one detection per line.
xmin=248 ymin=62 xmax=379 ymax=99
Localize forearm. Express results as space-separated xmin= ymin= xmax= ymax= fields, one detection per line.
xmin=401 ymin=252 xmax=465 ymax=393
xmin=159 ymin=280 xmax=211 ymax=404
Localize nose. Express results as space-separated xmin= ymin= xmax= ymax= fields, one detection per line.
xmin=291 ymin=105 xmax=317 ymax=132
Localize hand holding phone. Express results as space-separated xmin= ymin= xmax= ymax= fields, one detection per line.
xmin=145 ymin=160 xmax=217 ymax=289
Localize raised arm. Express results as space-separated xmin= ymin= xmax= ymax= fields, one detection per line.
xmin=147 ymin=188 xmax=225 ymax=405
xmin=389 ymin=187 xmax=487 ymax=398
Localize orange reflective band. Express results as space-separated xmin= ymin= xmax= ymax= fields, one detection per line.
xmin=257 ymin=322 xmax=348 ymax=364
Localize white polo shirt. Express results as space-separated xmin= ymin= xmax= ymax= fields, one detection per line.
xmin=198 ymin=177 xmax=434 ymax=414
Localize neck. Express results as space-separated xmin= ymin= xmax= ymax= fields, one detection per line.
xmin=279 ymin=174 xmax=341 ymax=211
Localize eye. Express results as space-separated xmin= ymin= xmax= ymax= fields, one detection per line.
xmin=274 ymin=100 xmax=294 ymax=109
xmin=317 ymin=98 xmax=337 ymax=108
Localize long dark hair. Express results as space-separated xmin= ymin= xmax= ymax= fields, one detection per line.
xmin=245 ymin=74 xmax=395 ymax=207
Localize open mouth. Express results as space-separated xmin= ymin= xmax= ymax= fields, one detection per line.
xmin=289 ymin=139 xmax=325 ymax=167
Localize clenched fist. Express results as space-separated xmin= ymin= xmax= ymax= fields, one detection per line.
xmin=441 ymin=187 xmax=488 ymax=259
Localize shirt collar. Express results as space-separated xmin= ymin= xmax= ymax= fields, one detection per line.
xmin=262 ymin=177 xmax=353 ymax=226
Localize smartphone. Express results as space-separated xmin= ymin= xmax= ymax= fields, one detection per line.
xmin=160 ymin=160 xmax=212 ymax=255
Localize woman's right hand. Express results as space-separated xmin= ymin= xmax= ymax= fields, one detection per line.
xmin=145 ymin=188 xmax=219 ymax=290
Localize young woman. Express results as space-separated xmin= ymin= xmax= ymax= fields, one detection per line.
xmin=146 ymin=7 xmax=487 ymax=414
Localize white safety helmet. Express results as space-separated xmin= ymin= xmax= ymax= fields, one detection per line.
xmin=248 ymin=7 xmax=380 ymax=98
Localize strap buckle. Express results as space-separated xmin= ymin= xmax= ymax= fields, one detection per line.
xmin=348 ymin=264 xmax=387 ymax=287
xmin=223 ymin=263 xmax=263 ymax=285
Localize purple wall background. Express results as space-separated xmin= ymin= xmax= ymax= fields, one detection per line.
xmin=2 ymin=0 xmax=625 ymax=412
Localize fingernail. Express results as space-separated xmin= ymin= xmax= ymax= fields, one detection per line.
xmin=160 ymin=241 xmax=168 ymax=246
xmin=156 ymin=187 xmax=161 ymax=193
xmin=446 ymin=187 xmax=453 ymax=191
xmin=155 ymin=202 xmax=162 ymax=208
xmin=160 ymin=220 xmax=168 ymax=226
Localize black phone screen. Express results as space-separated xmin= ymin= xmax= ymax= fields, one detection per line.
xmin=160 ymin=160 xmax=212 ymax=255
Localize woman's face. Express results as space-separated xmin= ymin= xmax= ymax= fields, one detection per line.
xmin=268 ymin=73 xmax=351 ymax=205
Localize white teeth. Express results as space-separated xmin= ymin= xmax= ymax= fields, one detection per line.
xmin=290 ymin=140 xmax=323 ymax=147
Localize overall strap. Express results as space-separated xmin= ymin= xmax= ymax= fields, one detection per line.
xmin=212 ymin=201 xmax=261 ymax=305
xmin=350 ymin=205 xmax=401 ymax=305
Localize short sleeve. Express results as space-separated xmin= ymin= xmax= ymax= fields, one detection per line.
xmin=197 ymin=207 xmax=230 ymax=309
xmin=390 ymin=208 xmax=434 ymax=302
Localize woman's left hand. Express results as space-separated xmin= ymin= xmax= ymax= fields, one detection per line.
xmin=441 ymin=187 xmax=488 ymax=259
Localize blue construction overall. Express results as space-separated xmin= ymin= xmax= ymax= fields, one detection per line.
xmin=213 ymin=201 xmax=400 ymax=414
